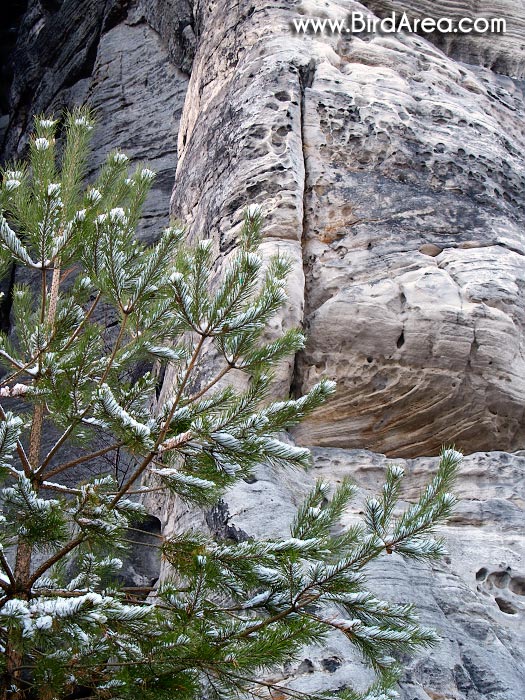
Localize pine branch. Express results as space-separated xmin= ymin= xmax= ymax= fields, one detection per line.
xmin=26 ymin=534 xmax=86 ymax=589
xmin=0 ymin=349 xmax=24 ymax=371
xmin=0 ymin=109 xmax=460 ymax=700
xmin=0 ymin=403 xmax=31 ymax=476
xmin=39 ymin=482 xmax=82 ymax=495
xmin=60 ymin=290 xmax=101 ymax=354
xmin=186 ymin=364 xmax=232 ymax=404
xmin=0 ymin=297 xmax=84 ymax=388
xmin=109 ymin=334 xmax=206 ymax=505
xmin=100 ymin=313 xmax=129 ymax=384
xmin=37 ymin=307 xmax=128 ymax=475
xmin=0 ymin=550 xmax=14 ymax=587
xmin=40 ymin=441 xmax=123 ymax=480
xmin=0 ymin=214 xmax=37 ymax=268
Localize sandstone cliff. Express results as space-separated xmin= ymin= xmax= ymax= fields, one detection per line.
xmin=1 ymin=1 xmax=524 ymax=698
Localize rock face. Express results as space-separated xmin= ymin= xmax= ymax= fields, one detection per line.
xmin=170 ymin=0 xmax=525 ymax=458
xmin=293 ymin=30 xmax=525 ymax=457
xmin=147 ymin=447 xmax=525 ymax=699
xmin=222 ymin=448 xmax=525 ymax=699
xmin=364 ymin=0 xmax=525 ymax=80
xmin=0 ymin=0 xmax=189 ymax=457
xmin=2 ymin=0 xmax=525 ymax=698
xmin=1 ymin=0 xmax=189 ymax=240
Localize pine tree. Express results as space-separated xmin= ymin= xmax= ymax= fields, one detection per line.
xmin=0 ymin=109 xmax=462 ymax=700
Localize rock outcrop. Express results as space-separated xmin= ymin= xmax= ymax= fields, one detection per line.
xmin=170 ymin=0 xmax=525 ymax=458
xmin=0 ymin=0 xmax=189 ymax=456
xmin=1 ymin=1 xmax=524 ymax=698
xmin=221 ymin=448 xmax=525 ymax=699
xmin=293 ymin=30 xmax=525 ymax=457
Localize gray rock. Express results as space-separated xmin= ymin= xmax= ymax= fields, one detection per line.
xmin=220 ymin=448 xmax=525 ymax=699
xmin=363 ymin=1 xmax=525 ymax=79
xmin=0 ymin=0 xmax=189 ymax=461
xmin=2 ymin=0 xmax=189 ymax=241
xmin=291 ymin=31 xmax=525 ymax=457
xmin=168 ymin=0 xmax=525 ymax=457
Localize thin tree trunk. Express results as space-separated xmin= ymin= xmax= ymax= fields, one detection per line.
xmin=3 ymin=540 xmax=31 ymax=698
xmin=4 ymin=263 xmax=62 ymax=700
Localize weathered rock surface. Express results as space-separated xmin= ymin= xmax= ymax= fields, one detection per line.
xmin=219 ymin=448 xmax=525 ymax=699
xmin=169 ymin=0 xmax=525 ymax=458
xmin=4 ymin=3 xmax=524 ymax=458
xmin=163 ymin=1 xmax=525 ymax=696
xmin=1 ymin=0 xmax=189 ymax=240
xmin=293 ymin=37 xmax=525 ymax=457
xmin=363 ymin=1 xmax=525 ymax=79
xmin=2 ymin=0 xmax=525 ymax=698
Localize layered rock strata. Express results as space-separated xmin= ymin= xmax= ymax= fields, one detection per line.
xmin=169 ymin=0 xmax=525 ymax=457
xmin=0 ymin=0 xmax=189 ymax=459
xmin=363 ymin=0 xmax=525 ymax=79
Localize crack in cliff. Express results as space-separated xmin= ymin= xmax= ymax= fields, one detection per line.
xmin=290 ymin=59 xmax=316 ymax=399
xmin=437 ymin=240 xmax=525 ymax=258
xmin=0 ymin=0 xmax=28 ymax=119
xmin=134 ymin=0 xmax=196 ymax=74
xmin=102 ymin=0 xmax=131 ymax=34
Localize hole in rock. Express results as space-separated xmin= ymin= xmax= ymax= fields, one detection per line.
xmin=487 ymin=571 xmax=511 ymax=589
xmin=396 ymin=331 xmax=405 ymax=349
xmin=495 ymin=597 xmax=517 ymax=615
xmin=297 ymin=659 xmax=315 ymax=674
xmin=509 ymin=576 xmax=525 ymax=596
xmin=321 ymin=657 xmax=342 ymax=673
xmin=476 ymin=567 xmax=488 ymax=581
xmin=120 ymin=514 xmax=162 ymax=591
xmin=66 ymin=515 xmax=163 ymax=595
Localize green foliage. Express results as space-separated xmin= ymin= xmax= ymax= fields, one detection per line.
xmin=0 ymin=109 xmax=461 ymax=700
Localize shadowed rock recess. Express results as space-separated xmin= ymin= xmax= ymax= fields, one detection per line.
xmin=2 ymin=0 xmax=524 ymax=698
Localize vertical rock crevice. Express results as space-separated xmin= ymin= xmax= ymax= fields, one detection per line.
xmin=291 ymin=58 xmax=316 ymax=399
xmin=132 ymin=0 xmax=196 ymax=75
